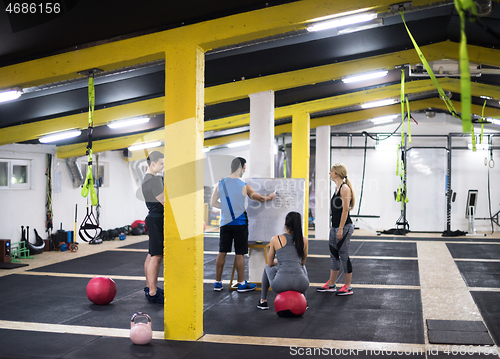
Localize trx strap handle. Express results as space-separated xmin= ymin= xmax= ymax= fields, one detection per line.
xmin=400 ymin=12 xmax=460 ymax=121
xmin=81 ymin=77 xmax=98 ymax=206
xmin=79 ymin=198 xmax=102 ymax=242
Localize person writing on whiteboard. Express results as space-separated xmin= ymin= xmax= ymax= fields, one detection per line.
xmin=211 ymin=157 xmax=276 ymax=292
xmin=257 ymin=211 xmax=309 ymax=310
xmin=317 ymin=163 xmax=355 ymax=296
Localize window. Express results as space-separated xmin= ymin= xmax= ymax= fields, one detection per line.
xmin=80 ymin=162 xmax=109 ymax=187
xmin=0 ymin=159 xmax=31 ymax=189
xmin=0 ymin=162 xmax=7 ymax=187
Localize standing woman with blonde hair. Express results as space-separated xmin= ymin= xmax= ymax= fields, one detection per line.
xmin=317 ymin=163 xmax=355 ymax=296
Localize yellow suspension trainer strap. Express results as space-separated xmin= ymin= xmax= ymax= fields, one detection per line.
xmin=79 ymin=76 xmax=102 ymax=242
xmin=480 ymin=99 xmax=487 ymax=144
xmin=400 ymin=11 xmax=461 ymax=122
xmin=455 ymin=0 xmax=477 ymax=133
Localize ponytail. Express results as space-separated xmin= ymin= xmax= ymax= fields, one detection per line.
xmin=344 ymin=177 xmax=355 ymax=210
xmin=332 ymin=163 xmax=356 ymax=211
xmin=284 ymin=211 xmax=305 ymax=260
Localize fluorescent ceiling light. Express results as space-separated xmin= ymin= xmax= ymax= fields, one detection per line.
xmin=338 ymin=22 xmax=381 ymax=35
xmin=203 ymin=147 xmax=210 ymax=153
xmin=468 ymin=143 xmax=489 ymax=150
xmin=307 ymin=13 xmax=377 ymax=32
xmin=343 ymin=70 xmax=388 ymax=84
xmin=227 ymin=140 xmax=250 ymax=148
xmin=0 ymin=88 xmax=22 ymax=103
xmin=361 ymin=99 xmax=396 ymax=109
xmin=107 ymin=116 xmax=150 ymax=129
xmin=39 ymin=130 xmax=81 ymax=143
xmin=480 ymin=96 xmax=492 ymax=100
xmin=487 ymin=118 xmax=500 ymax=126
xmin=371 ymin=114 xmax=398 ymax=124
xmin=128 ymin=141 xmax=162 ymax=151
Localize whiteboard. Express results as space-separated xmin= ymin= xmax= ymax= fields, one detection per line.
xmin=246 ymin=178 xmax=306 ymax=243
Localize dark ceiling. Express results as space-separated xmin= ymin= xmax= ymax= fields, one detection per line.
xmin=1 ymin=0 xmax=500 ymax=148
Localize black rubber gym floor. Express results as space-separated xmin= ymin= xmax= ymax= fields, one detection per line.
xmin=447 ymin=243 xmax=500 ymax=259
xmin=205 ymin=285 xmax=424 ymax=344
xmin=2 ymin=235 xmax=499 ymax=358
xmin=470 ymin=291 xmax=500 ymax=346
xmin=454 ymin=261 xmax=500 ymax=288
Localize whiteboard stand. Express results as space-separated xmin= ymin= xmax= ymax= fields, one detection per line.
xmin=229 ymin=241 xmax=269 ymax=291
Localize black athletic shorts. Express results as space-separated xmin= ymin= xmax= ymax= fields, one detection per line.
xmin=145 ymin=216 xmax=164 ymax=256
xmin=219 ymin=225 xmax=248 ymax=255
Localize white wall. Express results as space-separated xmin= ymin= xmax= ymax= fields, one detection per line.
xmin=0 ymin=144 xmax=148 ymax=244
xmin=0 ymin=144 xmax=54 ymax=244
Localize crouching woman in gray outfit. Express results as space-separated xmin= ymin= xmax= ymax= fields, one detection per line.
xmin=257 ymin=211 xmax=309 ymax=310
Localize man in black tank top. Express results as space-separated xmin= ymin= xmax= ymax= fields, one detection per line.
xmin=141 ymin=151 xmax=165 ymax=304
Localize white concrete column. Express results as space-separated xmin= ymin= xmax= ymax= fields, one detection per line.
xmin=315 ymin=125 xmax=331 ymax=240
xmin=249 ymin=90 xmax=274 ymax=178
xmin=248 ymin=91 xmax=274 ymax=283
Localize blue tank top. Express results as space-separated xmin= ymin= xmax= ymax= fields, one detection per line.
xmin=218 ymin=177 xmax=247 ymax=226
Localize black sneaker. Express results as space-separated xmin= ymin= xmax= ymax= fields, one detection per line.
xmin=146 ymin=290 xmax=164 ymax=304
xmin=257 ymin=300 xmax=269 ymax=310
xmin=144 ymin=286 xmax=164 ymax=295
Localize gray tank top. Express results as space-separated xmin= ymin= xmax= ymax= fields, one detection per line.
xmin=275 ymin=233 xmax=304 ymax=273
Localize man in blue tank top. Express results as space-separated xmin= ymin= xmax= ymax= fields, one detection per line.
xmin=211 ymin=157 xmax=276 ymax=292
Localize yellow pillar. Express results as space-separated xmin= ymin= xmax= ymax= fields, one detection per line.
xmin=291 ymin=111 xmax=310 ymax=237
xmin=163 ymin=43 xmax=205 ymax=340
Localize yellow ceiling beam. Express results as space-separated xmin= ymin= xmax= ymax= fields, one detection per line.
xmin=203 ymin=131 xmax=249 ymax=149
xmin=206 ymin=41 xmax=500 ymax=105
xmin=3 ymin=38 xmax=499 ymax=146
xmin=0 ymin=97 xmax=164 ymax=147
xmin=56 ymin=128 xmax=165 ymax=159
xmin=8 ymin=75 xmax=500 ymax=149
xmin=0 ymin=0 xmax=443 ymax=89
xmin=205 ymin=77 xmax=500 ymax=132
xmin=207 ymin=79 xmax=438 ymax=131
xmin=58 ymin=96 xmax=500 ymax=158
xmin=441 ymin=78 xmax=500 ymax=101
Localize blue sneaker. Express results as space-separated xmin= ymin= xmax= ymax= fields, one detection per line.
xmin=144 ymin=286 xmax=164 ymax=295
xmin=237 ymin=280 xmax=257 ymax=292
xmin=214 ymin=282 xmax=223 ymax=291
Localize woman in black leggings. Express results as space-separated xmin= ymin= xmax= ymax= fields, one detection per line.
xmin=257 ymin=211 xmax=309 ymax=310
xmin=317 ymin=163 xmax=355 ymax=296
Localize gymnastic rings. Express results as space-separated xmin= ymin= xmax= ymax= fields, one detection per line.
xmin=484 ymin=158 xmax=495 ymax=168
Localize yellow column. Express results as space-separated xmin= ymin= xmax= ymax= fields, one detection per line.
xmin=291 ymin=111 xmax=310 ymax=237
xmin=163 ymin=43 xmax=204 ymax=340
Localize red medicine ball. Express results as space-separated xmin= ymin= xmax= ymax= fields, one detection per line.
xmin=274 ymin=290 xmax=307 ymax=317
xmin=86 ymin=276 xmax=117 ymax=305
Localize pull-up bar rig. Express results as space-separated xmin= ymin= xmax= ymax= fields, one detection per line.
xmin=329 ymin=132 xmax=500 ymax=235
